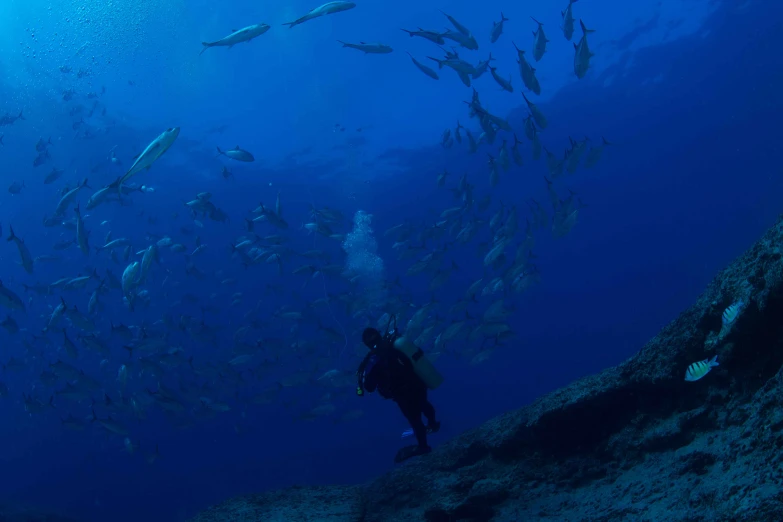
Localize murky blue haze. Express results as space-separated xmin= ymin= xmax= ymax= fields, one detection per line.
xmin=0 ymin=0 xmax=779 ymax=520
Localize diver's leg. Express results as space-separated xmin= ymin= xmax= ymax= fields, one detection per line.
xmin=419 ymin=389 xmax=439 ymax=432
xmin=394 ymin=401 xmax=432 ymax=463
xmin=421 ymin=398 xmax=436 ymax=424
xmin=398 ymin=400 xmax=428 ymax=448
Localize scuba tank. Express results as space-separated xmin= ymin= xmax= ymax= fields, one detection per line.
xmin=393 ymin=335 xmax=443 ymax=390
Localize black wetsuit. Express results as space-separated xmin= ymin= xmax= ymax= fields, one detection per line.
xmin=362 ymin=341 xmax=437 ymax=450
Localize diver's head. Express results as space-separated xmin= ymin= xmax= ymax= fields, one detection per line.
xmin=362 ymin=327 xmax=382 ymax=349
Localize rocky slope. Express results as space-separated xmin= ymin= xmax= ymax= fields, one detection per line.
xmin=191 ymin=216 xmax=783 ymax=521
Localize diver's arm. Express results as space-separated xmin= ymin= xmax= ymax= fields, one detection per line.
xmin=363 ymin=365 xmax=378 ymax=393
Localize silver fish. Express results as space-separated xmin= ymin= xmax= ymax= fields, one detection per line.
xmin=200 ymin=24 xmax=271 ymax=55
xmin=283 ymin=2 xmax=356 ymax=28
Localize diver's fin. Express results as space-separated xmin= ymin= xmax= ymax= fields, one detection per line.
xmin=394 ymin=444 xmax=431 ymax=463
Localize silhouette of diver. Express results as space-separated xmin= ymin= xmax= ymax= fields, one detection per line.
xmin=356 ymin=320 xmax=440 ymax=463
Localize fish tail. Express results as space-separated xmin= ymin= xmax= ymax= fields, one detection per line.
xmin=337 ymin=40 xmax=348 ymax=47
xmin=501 ymin=12 xmax=508 ymax=21
xmin=6 ymin=225 xmax=15 ymax=242
xmin=602 ymin=136 xmax=612 ymax=146
xmin=18 ymin=110 xmax=24 ymax=120
xmin=199 ymin=42 xmax=212 ymax=56
xmin=426 ymin=57 xmax=443 ymax=69
xmin=580 ymin=20 xmax=595 ymax=34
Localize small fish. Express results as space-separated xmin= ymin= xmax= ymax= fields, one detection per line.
xmin=400 ymin=28 xmax=444 ymax=45
xmin=217 ymin=146 xmax=254 ymax=162
xmin=74 ymin=204 xmax=90 ymax=256
xmin=561 ymin=0 xmax=579 ymax=41
xmin=36 ymin=137 xmax=52 ymax=151
xmin=33 ymin=150 xmax=50 ymax=167
xmin=111 ymin=128 xmax=180 ymax=194
xmin=337 ymin=41 xmax=393 ymax=54
xmin=721 ymin=300 xmax=744 ymax=328
xmin=406 ymin=52 xmax=438 ymax=80
xmin=200 ymin=24 xmax=271 ymax=55
xmin=489 ymin=67 xmax=513 ymax=92
xmin=283 ymin=1 xmax=356 ymax=28
xmin=531 ymin=17 xmax=549 ymax=62
xmin=573 ymin=20 xmax=595 ymax=79
xmin=522 ymin=93 xmax=547 ymax=129
xmin=7 ymin=226 xmax=34 ymax=274
xmin=685 ymin=355 xmax=719 ymax=382
xmin=44 ymin=167 xmax=64 ymax=184
xmin=8 ymin=181 xmax=25 ymax=194
xmin=0 ymin=316 xmax=19 ymax=334
xmin=489 ymin=13 xmax=509 ymax=43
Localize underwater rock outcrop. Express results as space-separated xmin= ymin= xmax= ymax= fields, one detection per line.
xmin=191 ymin=216 xmax=783 ymax=521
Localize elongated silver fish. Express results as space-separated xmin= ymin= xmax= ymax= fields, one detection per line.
xmin=400 ymin=28 xmax=444 ymax=45
xmin=531 ymin=17 xmax=549 ymax=62
xmin=6 ymin=226 xmax=34 ymax=274
xmin=490 ymin=13 xmax=509 ymax=44
xmin=217 ymin=145 xmax=254 ymax=162
xmin=112 ymin=128 xmax=180 ymax=194
xmin=74 ymin=204 xmax=90 ymax=256
xmin=561 ymin=0 xmax=579 ymax=41
xmin=0 ymin=280 xmax=25 ymax=312
xmin=283 ymin=2 xmax=356 ymax=28
xmin=200 ymin=24 xmax=271 ymax=55
xmin=573 ymin=20 xmax=595 ymax=79
xmin=337 ymin=41 xmax=393 ymax=54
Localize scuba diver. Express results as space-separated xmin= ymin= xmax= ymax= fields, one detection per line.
xmin=356 ymin=315 xmax=444 ymax=463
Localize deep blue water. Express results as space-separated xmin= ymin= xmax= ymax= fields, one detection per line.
xmin=0 ymin=0 xmax=780 ymax=520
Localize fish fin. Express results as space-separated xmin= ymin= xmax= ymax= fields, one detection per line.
xmin=580 ymin=20 xmax=595 ymax=34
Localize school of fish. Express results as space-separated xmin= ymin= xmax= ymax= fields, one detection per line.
xmin=0 ymin=1 xmax=613 ymax=457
